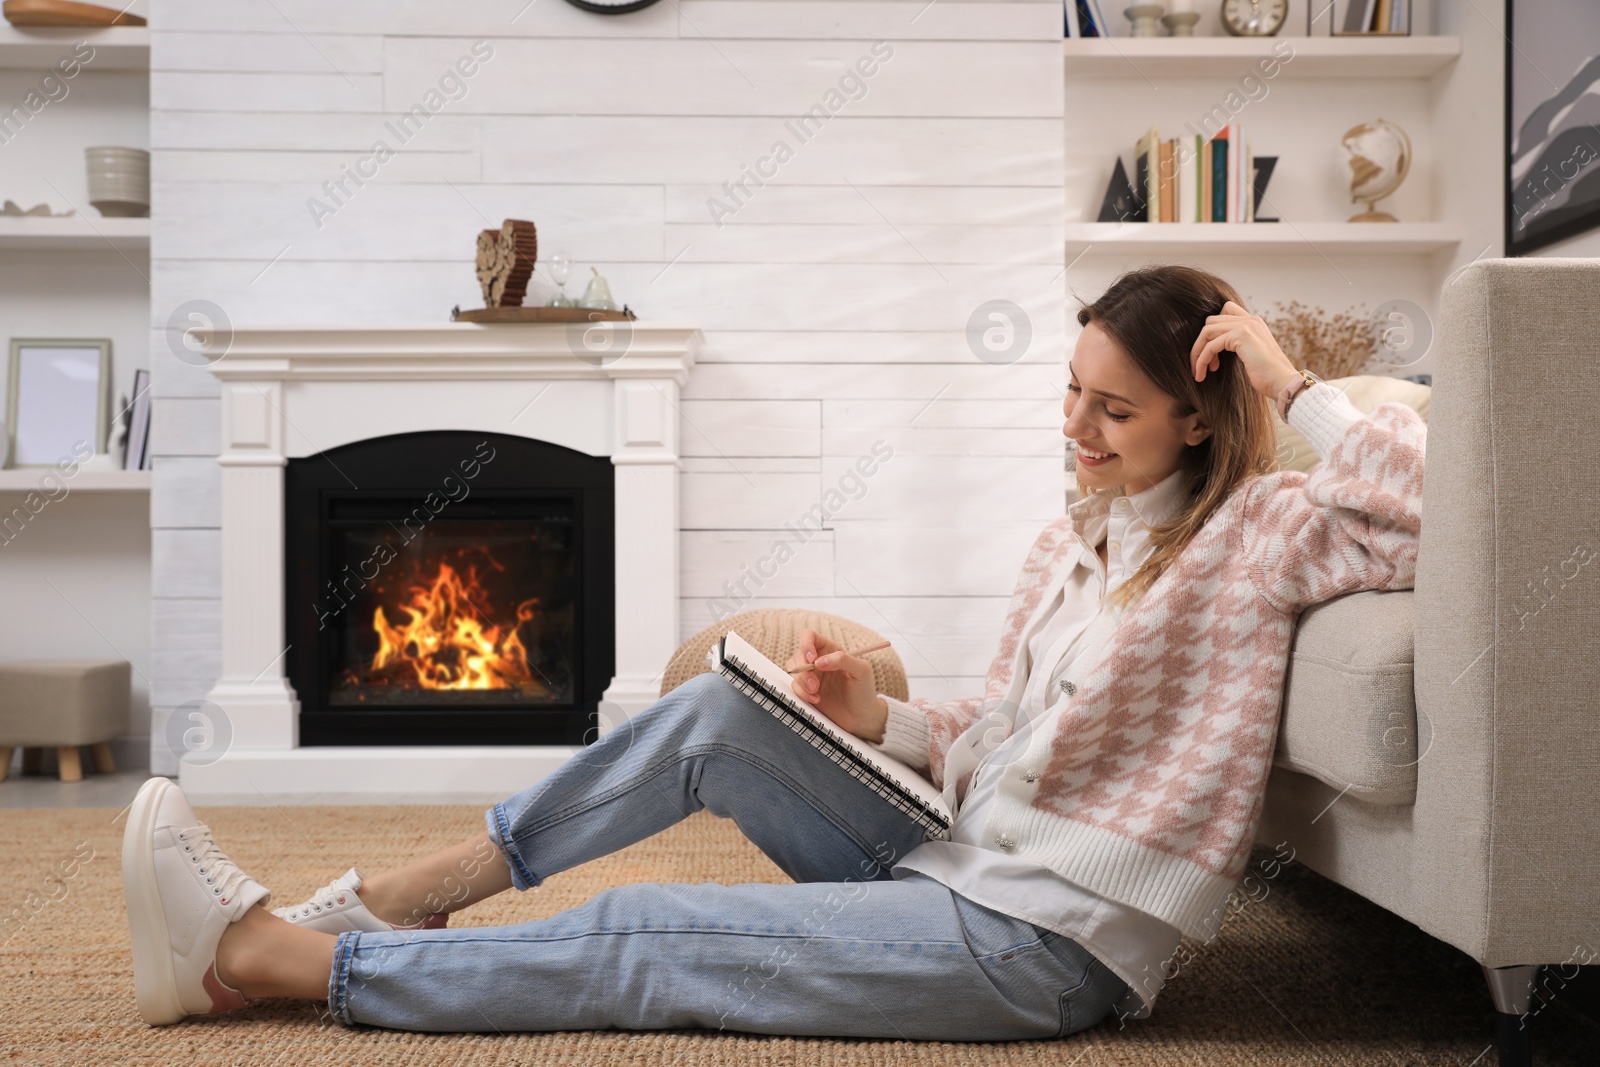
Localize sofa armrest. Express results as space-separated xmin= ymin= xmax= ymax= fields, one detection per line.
xmin=1410 ymin=257 xmax=1600 ymax=965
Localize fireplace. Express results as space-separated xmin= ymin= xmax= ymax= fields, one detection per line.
xmin=178 ymin=320 xmax=699 ymax=801
xmin=285 ymin=430 xmax=614 ymax=747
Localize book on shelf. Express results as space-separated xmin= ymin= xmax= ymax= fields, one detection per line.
xmin=123 ymin=369 xmax=151 ymax=472
xmin=1068 ymin=0 xmax=1103 ymax=37
xmin=1134 ymin=126 xmax=1157 ymax=221
xmin=1164 ymin=139 xmax=1177 ymax=222
xmin=1115 ymin=124 xmax=1263 ymax=225
xmin=1211 ymin=128 xmax=1228 ymax=222
xmin=1087 ymin=0 xmax=1109 ymax=36
xmin=707 ymin=629 xmax=952 ymax=842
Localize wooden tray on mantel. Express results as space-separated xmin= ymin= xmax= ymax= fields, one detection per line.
xmin=450 ymin=305 xmax=636 ymax=323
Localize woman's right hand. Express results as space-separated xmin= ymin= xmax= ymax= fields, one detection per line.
xmin=785 ymin=629 xmax=890 ymax=743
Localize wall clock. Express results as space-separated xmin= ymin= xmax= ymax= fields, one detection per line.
xmin=563 ymin=0 xmax=664 ymax=12
xmin=1220 ymin=0 xmax=1287 ymax=35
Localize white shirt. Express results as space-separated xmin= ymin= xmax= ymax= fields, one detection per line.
xmin=891 ymin=466 xmax=1197 ymax=1021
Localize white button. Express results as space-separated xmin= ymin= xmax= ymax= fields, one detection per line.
xmin=995 ymin=834 xmax=1017 ymax=850
xmin=1020 ymin=770 xmax=1040 ymax=783
xmin=1109 ymin=540 xmax=1120 ymax=552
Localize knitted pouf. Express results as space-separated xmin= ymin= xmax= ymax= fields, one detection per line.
xmin=660 ymin=609 xmax=909 ymax=702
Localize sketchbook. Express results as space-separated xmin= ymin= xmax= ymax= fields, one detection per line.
xmin=707 ymin=630 xmax=952 ymax=842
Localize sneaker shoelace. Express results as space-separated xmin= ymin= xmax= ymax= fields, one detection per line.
xmin=278 ymin=875 xmax=354 ymax=921
xmin=175 ymin=824 xmax=256 ymax=908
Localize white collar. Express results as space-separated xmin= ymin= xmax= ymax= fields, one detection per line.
xmin=1068 ymin=467 xmax=1194 ymax=539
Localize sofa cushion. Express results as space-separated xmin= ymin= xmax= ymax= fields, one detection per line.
xmin=1275 ymin=589 xmax=1419 ymax=806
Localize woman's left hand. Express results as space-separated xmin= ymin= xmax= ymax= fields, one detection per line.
xmin=1190 ymin=300 xmax=1303 ymax=400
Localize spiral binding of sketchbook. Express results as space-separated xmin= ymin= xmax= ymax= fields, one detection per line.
xmin=708 ymin=630 xmax=952 ymax=842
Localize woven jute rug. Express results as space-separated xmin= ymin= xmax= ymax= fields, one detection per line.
xmin=3 ymin=803 xmax=1595 ymax=1066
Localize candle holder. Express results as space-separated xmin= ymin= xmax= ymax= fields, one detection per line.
xmin=1125 ymin=3 xmax=1165 ymax=36
xmin=1161 ymin=10 xmax=1200 ymax=35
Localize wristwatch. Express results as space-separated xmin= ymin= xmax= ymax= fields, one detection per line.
xmin=1276 ymin=368 xmax=1323 ymax=422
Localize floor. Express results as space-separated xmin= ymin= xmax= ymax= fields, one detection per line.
xmin=0 ymin=768 xmax=149 ymax=809
xmin=8 ymin=804 xmax=1600 ymax=1065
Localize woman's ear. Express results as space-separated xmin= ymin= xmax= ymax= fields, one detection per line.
xmin=1183 ymin=412 xmax=1213 ymax=448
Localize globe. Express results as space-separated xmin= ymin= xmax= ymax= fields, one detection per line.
xmin=1341 ymin=118 xmax=1412 ymax=222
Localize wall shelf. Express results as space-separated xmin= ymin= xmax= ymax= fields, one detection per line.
xmin=1063 ymin=35 xmax=1462 ymax=79
xmin=0 ymin=215 xmax=149 ymax=251
xmin=1065 ymin=221 xmax=1461 ymax=255
xmin=0 ymin=470 xmax=150 ymax=491
xmin=0 ymin=25 xmax=149 ymax=71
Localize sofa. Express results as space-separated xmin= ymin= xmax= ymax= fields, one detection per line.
xmin=1254 ymin=257 xmax=1600 ymax=1067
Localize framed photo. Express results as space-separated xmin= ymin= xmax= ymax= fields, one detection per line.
xmin=5 ymin=339 xmax=112 ymax=469
xmin=1506 ymin=0 xmax=1600 ymax=255
xmin=1316 ymin=0 xmax=1411 ymax=36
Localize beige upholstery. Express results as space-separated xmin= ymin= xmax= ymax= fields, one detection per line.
xmin=0 ymin=660 xmax=131 ymax=746
xmin=0 ymin=659 xmax=130 ymax=783
xmin=1275 ymin=588 xmax=1418 ymax=806
xmin=662 ymin=609 xmax=908 ymax=702
xmin=1257 ymin=258 xmax=1600 ymax=975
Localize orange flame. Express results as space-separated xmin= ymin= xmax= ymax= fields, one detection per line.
xmin=369 ymin=561 xmax=545 ymax=692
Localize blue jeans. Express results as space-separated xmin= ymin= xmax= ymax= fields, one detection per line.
xmin=328 ymin=672 xmax=1129 ymax=1039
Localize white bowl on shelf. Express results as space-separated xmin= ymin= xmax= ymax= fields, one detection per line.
xmin=85 ymin=146 xmax=150 ymax=218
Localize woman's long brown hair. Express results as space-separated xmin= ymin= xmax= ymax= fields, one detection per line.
xmin=1074 ymin=264 xmax=1280 ymax=612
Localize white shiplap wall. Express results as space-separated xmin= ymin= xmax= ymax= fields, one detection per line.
xmin=148 ymin=0 xmax=1065 ymax=772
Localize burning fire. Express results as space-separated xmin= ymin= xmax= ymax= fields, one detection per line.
xmin=369 ymin=560 xmax=548 ymax=693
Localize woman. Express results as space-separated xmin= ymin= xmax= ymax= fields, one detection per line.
xmin=121 ymin=264 xmax=1426 ymax=1039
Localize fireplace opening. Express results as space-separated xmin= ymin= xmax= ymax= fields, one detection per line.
xmin=286 ymin=430 xmax=614 ymax=747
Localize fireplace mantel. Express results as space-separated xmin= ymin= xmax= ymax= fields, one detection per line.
xmin=180 ymin=321 xmax=701 ymax=802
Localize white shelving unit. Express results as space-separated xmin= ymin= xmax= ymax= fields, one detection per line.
xmin=1066 ymin=220 xmax=1460 ymax=256
xmin=0 ymin=22 xmax=152 ymax=473
xmin=0 ymin=470 xmax=151 ymax=491
xmin=1062 ymin=35 xmax=1462 ymax=79
xmin=1062 ymin=20 xmax=1490 ymax=385
xmin=0 ymin=25 xmax=148 ymax=70
xmin=0 ymin=215 xmax=150 ymax=250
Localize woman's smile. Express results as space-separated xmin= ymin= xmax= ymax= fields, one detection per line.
xmin=1075 ymin=444 xmax=1119 ymax=466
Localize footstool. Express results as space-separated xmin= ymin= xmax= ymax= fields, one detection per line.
xmin=0 ymin=659 xmax=131 ymax=783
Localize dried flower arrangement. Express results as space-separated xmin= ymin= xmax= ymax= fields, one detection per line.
xmin=1261 ymin=300 xmax=1377 ymax=381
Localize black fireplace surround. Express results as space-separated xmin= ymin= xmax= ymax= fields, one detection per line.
xmin=285 ymin=430 xmax=614 ymax=747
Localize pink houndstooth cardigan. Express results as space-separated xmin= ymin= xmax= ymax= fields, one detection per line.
xmin=873 ymin=399 xmax=1427 ymax=940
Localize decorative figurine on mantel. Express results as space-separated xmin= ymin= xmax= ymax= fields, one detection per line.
xmin=1342 ymin=118 xmax=1412 ymax=222
xmin=475 ymin=218 xmax=538 ymax=307
xmin=452 ymin=217 xmax=635 ymax=323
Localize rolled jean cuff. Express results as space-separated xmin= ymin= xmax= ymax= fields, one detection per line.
xmin=328 ymin=931 xmax=360 ymax=1027
xmin=485 ymin=802 xmax=540 ymax=891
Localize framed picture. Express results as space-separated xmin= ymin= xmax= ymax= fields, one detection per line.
xmin=5 ymin=339 xmax=112 ymax=469
xmin=1316 ymin=0 xmax=1411 ymax=36
xmin=1506 ymin=0 xmax=1600 ymax=255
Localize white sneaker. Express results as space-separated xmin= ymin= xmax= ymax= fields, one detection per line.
xmin=272 ymin=867 xmax=448 ymax=934
xmin=121 ymin=777 xmax=272 ymax=1026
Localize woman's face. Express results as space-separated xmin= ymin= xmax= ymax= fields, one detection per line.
xmin=1063 ymin=321 xmax=1212 ymax=496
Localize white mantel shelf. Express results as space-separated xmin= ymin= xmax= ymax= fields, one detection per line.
xmin=197 ymin=321 xmax=701 ymax=383
xmin=180 ymin=320 xmax=703 ymax=803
